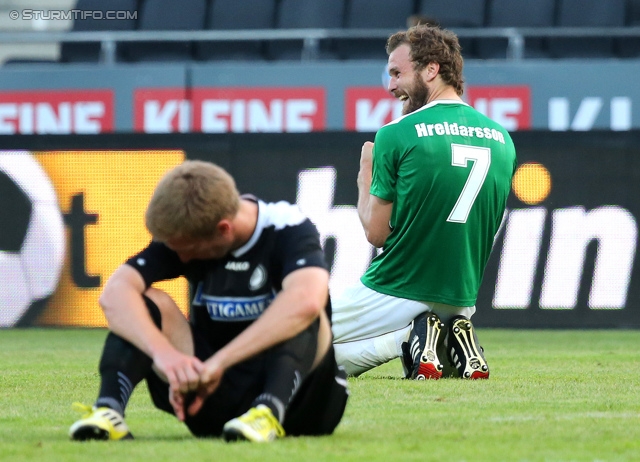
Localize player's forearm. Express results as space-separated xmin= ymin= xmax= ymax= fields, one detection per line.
xmin=358 ymin=193 xmax=393 ymax=247
xmin=100 ymin=276 xmax=176 ymax=360
xmin=357 ymin=169 xmax=374 ymax=233
xmin=214 ymin=293 xmax=320 ymax=370
xmin=208 ymin=269 xmax=328 ymax=371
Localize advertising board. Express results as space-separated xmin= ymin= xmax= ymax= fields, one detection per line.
xmin=1 ymin=131 xmax=638 ymax=328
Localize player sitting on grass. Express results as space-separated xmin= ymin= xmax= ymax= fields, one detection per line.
xmin=332 ymin=25 xmax=517 ymax=380
xmin=69 ymin=160 xmax=349 ymax=442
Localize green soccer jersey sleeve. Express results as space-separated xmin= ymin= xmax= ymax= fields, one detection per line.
xmin=370 ymin=127 xmax=400 ymax=202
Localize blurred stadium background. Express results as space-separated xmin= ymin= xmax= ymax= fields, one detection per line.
xmin=1 ymin=0 xmax=640 ymax=330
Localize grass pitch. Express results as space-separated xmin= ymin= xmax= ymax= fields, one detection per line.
xmin=1 ymin=328 xmax=639 ymax=462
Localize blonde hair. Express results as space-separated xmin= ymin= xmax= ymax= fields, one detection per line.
xmin=386 ymin=24 xmax=465 ymax=96
xmin=145 ymin=160 xmax=240 ymax=241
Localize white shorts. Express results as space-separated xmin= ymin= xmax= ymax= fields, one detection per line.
xmin=332 ymin=281 xmax=476 ymax=344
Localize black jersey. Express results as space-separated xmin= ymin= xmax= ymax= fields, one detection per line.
xmin=125 ymin=197 xmax=329 ymax=351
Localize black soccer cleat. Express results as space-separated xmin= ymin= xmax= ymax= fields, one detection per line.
xmin=448 ymin=316 xmax=489 ymax=380
xmin=403 ymin=312 xmax=446 ymax=380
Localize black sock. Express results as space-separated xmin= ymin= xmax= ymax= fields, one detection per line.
xmin=95 ymin=332 xmax=153 ymax=416
xmin=95 ymin=295 xmax=162 ymax=416
xmin=253 ymin=320 xmax=319 ymax=422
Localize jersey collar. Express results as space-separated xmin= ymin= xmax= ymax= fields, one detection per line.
xmin=231 ymin=197 xmax=265 ymax=258
xmin=421 ymin=99 xmax=469 ymax=110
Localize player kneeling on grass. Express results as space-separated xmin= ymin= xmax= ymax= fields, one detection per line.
xmin=69 ymin=160 xmax=349 ymax=443
xmin=332 ymin=25 xmax=517 ymax=380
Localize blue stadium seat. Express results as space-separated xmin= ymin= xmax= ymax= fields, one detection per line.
xmin=60 ymin=0 xmax=138 ymax=63
xmin=477 ymin=0 xmax=555 ymax=59
xmin=549 ymin=0 xmax=626 ymax=58
xmin=195 ymin=0 xmax=276 ymax=61
xmin=417 ymin=0 xmax=486 ymax=59
xmin=268 ymin=0 xmax=345 ymax=60
xmin=336 ymin=0 xmax=415 ymax=60
xmin=126 ymin=0 xmax=207 ymax=62
xmin=618 ymin=0 xmax=640 ymax=57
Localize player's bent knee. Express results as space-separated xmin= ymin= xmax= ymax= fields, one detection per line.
xmin=141 ymin=293 xmax=163 ymax=328
xmin=145 ymin=288 xmax=193 ymax=355
xmin=334 ymin=343 xmax=372 ymax=377
xmin=144 ymin=287 xmax=176 ymax=311
xmin=144 ymin=288 xmax=185 ymax=324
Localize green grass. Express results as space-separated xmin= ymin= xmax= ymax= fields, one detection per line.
xmin=1 ymin=329 xmax=639 ymax=461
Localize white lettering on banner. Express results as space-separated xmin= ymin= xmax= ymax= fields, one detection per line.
xmin=286 ymin=100 xmax=316 ymax=132
xmin=231 ymin=101 xmax=244 ymax=132
xmin=473 ymin=98 xmax=522 ymax=131
xmin=296 ymin=167 xmax=372 ymax=299
xmin=494 ymin=206 xmax=637 ymax=310
xmin=355 ymin=99 xmax=403 ymax=131
xmin=19 ymin=104 xmax=32 ymax=133
xmin=548 ymin=97 xmax=632 ymax=131
xmin=0 ymin=102 xmax=106 ymax=134
xmin=143 ymin=100 xmax=190 ymax=133
xmin=74 ymin=102 xmax=105 ymax=133
xmin=494 ymin=208 xmax=547 ymax=308
xmin=540 ymin=206 xmax=637 ymax=309
xmin=37 ymin=102 xmax=71 ymax=133
xmin=201 ymin=99 xmax=317 ymax=133
xmin=201 ymin=101 xmax=229 ymax=132
xmin=611 ymin=97 xmax=632 ymax=131
xmin=0 ymin=104 xmax=18 ymax=134
xmin=248 ymin=100 xmax=281 ymax=131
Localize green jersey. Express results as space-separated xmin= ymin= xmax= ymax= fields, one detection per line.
xmin=361 ymin=100 xmax=517 ymax=306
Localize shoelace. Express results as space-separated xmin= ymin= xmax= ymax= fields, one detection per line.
xmin=242 ymin=408 xmax=284 ymax=438
xmin=71 ymin=402 xmax=93 ymax=418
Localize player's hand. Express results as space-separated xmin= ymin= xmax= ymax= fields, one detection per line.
xmin=358 ymin=141 xmax=374 ymax=190
xmin=153 ymin=348 xmax=205 ymax=395
xmin=169 ymin=386 xmax=187 ymax=421
xmin=360 ymin=141 xmax=374 ymax=167
xmin=187 ymin=357 xmax=225 ymax=417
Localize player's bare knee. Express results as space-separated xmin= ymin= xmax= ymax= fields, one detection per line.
xmin=144 ymin=287 xmax=193 ymax=354
xmin=144 ymin=288 xmax=181 ymax=318
xmin=144 ymin=288 xmax=186 ymax=329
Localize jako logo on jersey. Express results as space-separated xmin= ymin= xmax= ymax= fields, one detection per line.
xmin=225 ymin=261 xmax=250 ymax=271
xmin=193 ymin=283 xmax=276 ymax=321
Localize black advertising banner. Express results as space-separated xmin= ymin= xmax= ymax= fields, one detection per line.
xmin=0 ymin=131 xmax=638 ymax=328
xmin=478 ymin=132 xmax=640 ymax=328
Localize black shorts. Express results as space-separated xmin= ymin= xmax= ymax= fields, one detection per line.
xmin=146 ymin=328 xmax=349 ymax=438
xmin=282 ymin=344 xmax=349 ymax=436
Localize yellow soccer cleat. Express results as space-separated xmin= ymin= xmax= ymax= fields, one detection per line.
xmin=69 ymin=402 xmax=133 ymax=441
xmin=223 ymin=404 xmax=286 ymax=442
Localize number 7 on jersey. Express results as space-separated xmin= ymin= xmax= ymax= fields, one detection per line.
xmin=447 ymin=144 xmax=491 ymax=224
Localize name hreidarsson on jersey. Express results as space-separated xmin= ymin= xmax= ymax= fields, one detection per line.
xmin=414 ymin=121 xmax=506 ymax=144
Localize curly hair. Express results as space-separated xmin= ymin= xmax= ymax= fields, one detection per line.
xmin=386 ymin=25 xmax=464 ymax=96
